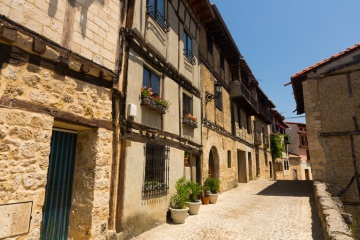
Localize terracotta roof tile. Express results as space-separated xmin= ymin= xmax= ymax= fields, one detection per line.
xmin=291 ymin=43 xmax=360 ymax=79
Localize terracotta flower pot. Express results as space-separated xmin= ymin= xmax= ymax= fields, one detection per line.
xmin=202 ymin=196 xmax=210 ymax=205
xmin=186 ymin=201 xmax=201 ymax=215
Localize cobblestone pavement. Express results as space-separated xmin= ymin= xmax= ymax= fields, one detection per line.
xmin=133 ymin=179 xmax=324 ymax=240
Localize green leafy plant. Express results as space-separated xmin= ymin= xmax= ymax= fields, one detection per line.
xmin=270 ymin=133 xmax=284 ymax=159
xmin=186 ymin=181 xmax=201 ymax=202
xmin=170 ymin=177 xmax=189 ymax=209
xmin=204 ymin=177 xmax=221 ymax=194
xmin=140 ymin=86 xmax=170 ymax=111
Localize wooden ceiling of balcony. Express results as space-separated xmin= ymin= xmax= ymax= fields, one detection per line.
xmin=188 ymin=0 xmax=241 ymax=80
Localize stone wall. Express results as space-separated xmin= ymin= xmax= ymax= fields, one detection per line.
xmin=313 ymin=181 xmax=354 ymax=240
xmin=0 ymin=108 xmax=54 ymax=239
xmin=68 ymin=128 xmax=113 ymax=239
xmin=0 ymin=0 xmax=121 ymax=70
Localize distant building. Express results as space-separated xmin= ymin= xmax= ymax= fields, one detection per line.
xmin=285 ymin=122 xmax=312 ymax=180
xmin=291 ymin=42 xmax=360 ymax=237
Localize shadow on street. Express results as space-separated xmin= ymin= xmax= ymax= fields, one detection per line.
xmin=257 ymin=180 xmax=324 ymax=239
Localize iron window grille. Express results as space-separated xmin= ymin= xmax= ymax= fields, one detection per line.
xmin=183 ymin=49 xmax=196 ymax=65
xmin=183 ymin=31 xmax=196 ymax=65
xmin=147 ymin=5 xmax=170 ymax=33
xmin=143 ymin=143 xmax=170 ymax=198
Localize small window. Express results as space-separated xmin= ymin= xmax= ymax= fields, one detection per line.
xmin=283 ymin=160 xmax=289 ymax=170
xmin=183 ymin=93 xmax=193 ymax=116
xmin=220 ymin=53 xmax=224 ymax=70
xmin=237 ymin=107 xmax=242 ymax=128
xmin=306 ymin=149 xmax=310 ymax=161
xmin=143 ymin=143 xmax=170 ymax=198
xmin=246 ymin=114 xmax=252 ymax=134
xmin=207 ymin=33 xmax=213 ymax=55
xmin=264 ymin=150 xmax=268 ymax=167
xmin=183 ymin=31 xmax=195 ymax=64
xmin=143 ymin=67 xmax=160 ymax=95
xmin=214 ymin=83 xmax=222 ymax=110
xmin=227 ymin=150 xmax=231 ymax=168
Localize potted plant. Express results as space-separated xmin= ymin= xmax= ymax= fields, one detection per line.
xmin=201 ymin=184 xmax=210 ymax=205
xmin=204 ymin=177 xmax=221 ymax=204
xmin=140 ymin=86 xmax=170 ymax=114
xmin=169 ymin=177 xmax=189 ymax=224
xmin=185 ymin=181 xmax=202 ymax=215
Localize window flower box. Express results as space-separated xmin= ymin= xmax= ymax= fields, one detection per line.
xmin=141 ymin=96 xmax=167 ymax=114
xmin=140 ymin=86 xmax=170 ymax=114
xmin=183 ymin=113 xmax=198 ymax=128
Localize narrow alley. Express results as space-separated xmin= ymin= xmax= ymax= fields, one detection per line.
xmin=132 ymin=179 xmax=324 ymax=240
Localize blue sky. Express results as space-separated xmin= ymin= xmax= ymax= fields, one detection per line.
xmin=210 ymin=0 xmax=360 ymax=123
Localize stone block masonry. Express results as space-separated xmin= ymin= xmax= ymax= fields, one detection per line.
xmin=313 ymin=181 xmax=354 ymax=240
xmin=0 ymin=108 xmax=54 ymax=239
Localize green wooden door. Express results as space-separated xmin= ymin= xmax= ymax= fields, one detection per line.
xmin=41 ymin=130 xmax=77 ymax=239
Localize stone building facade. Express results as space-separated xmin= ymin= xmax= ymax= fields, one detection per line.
xmin=0 ymin=0 xmax=124 ymax=239
xmin=291 ymin=43 xmax=360 ymax=237
xmin=285 ymin=122 xmax=313 ymax=180
xmin=115 ymin=0 xmax=207 ymax=237
xmin=199 ymin=4 xmax=273 ymax=191
xmin=270 ymin=110 xmax=291 ymax=180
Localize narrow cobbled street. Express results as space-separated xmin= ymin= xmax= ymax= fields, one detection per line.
xmin=133 ymin=179 xmax=324 ymax=240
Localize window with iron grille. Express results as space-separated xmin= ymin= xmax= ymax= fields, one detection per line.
xmin=143 ymin=67 xmax=160 ymax=95
xmin=183 ymin=31 xmax=195 ymax=64
xmin=183 ymin=93 xmax=193 ymax=116
xmin=283 ymin=160 xmax=289 ymax=170
xmin=147 ymin=0 xmax=170 ymax=32
xmin=143 ymin=143 xmax=170 ymax=198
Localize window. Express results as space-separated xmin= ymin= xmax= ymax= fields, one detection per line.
xmin=227 ymin=150 xmax=231 ymax=168
xmin=207 ymin=33 xmax=213 ymax=55
xmin=143 ymin=67 xmax=160 ymax=96
xmin=306 ymin=149 xmax=311 ymax=161
xmin=183 ymin=31 xmax=195 ymax=64
xmin=246 ymin=114 xmax=252 ymax=134
xmin=220 ymin=53 xmax=224 ymax=70
xmin=237 ymin=107 xmax=242 ymax=128
xmin=143 ymin=143 xmax=170 ymax=198
xmin=264 ymin=150 xmax=268 ymax=166
xmin=183 ymin=93 xmax=193 ymax=116
xmin=147 ymin=0 xmax=169 ymax=32
xmin=214 ymin=83 xmax=222 ymax=110
xmin=300 ymin=135 xmax=308 ymax=147
xmin=283 ymin=160 xmax=289 ymax=170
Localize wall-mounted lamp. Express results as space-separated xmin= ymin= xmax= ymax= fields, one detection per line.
xmin=205 ymin=82 xmax=222 ymax=104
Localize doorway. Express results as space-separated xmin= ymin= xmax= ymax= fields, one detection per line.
xmin=208 ymin=146 xmax=219 ymax=178
xmin=305 ymin=169 xmax=310 ymax=180
xmin=293 ymin=170 xmax=298 ymax=180
xmin=41 ymin=130 xmax=77 ymax=239
xmin=237 ymin=150 xmax=247 ymax=183
xmin=248 ymin=152 xmax=253 ymax=180
xmin=269 ymin=161 xmax=273 ymax=178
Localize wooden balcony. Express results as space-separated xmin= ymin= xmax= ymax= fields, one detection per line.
xmin=254 ymin=131 xmax=262 ymax=145
xmin=230 ymin=81 xmax=258 ymax=113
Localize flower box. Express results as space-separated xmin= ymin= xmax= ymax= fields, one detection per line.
xmin=141 ymin=97 xmax=167 ymax=114
xmin=183 ymin=116 xmax=198 ymax=128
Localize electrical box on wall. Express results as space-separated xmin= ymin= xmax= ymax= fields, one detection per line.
xmin=128 ymin=104 xmax=137 ymax=117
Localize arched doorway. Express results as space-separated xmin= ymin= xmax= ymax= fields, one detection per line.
xmin=208 ymin=146 xmax=220 ymax=178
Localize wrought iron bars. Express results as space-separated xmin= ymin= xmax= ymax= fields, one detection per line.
xmin=183 ymin=49 xmax=196 ymax=65
xmin=147 ymin=6 xmax=170 ymax=33
xmin=143 ymin=143 xmax=170 ymax=199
